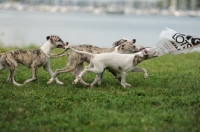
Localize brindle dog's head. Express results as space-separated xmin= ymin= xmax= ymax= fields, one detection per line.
xmin=46 ymin=35 xmax=68 ymax=49
xmin=113 ymin=38 xmax=140 ymax=53
xmin=112 ymin=38 xmax=136 ymax=47
xmin=117 ymin=42 xmax=140 ymax=54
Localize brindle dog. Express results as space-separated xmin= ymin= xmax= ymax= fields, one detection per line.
xmin=48 ymin=38 xmax=140 ymax=86
xmin=0 ymin=35 xmax=67 ymax=86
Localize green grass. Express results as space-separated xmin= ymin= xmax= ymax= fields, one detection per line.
xmin=0 ymin=47 xmax=200 ymax=132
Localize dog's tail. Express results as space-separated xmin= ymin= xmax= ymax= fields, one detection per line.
xmin=69 ymin=46 xmax=95 ymax=57
xmin=50 ymin=53 xmax=68 ymax=58
xmin=50 ymin=52 xmax=69 ymax=58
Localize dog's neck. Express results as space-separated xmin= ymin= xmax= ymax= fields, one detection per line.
xmin=40 ymin=40 xmax=53 ymax=58
xmin=132 ymin=52 xmax=147 ymax=65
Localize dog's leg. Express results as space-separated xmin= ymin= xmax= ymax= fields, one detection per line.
xmin=121 ymin=72 xmax=131 ymax=88
xmin=47 ymin=61 xmax=77 ymax=84
xmin=97 ymin=74 xmax=102 ymax=85
xmin=74 ymin=62 xmax=90 ymax=86
xmin=44 ymin=62 xmax=64 ymax=85
xmin=24 ymin=63 xmax=38 ymax=84
xmin=72 ymin=66 xmax=91 ymax=85
xmin=79 ymin=78 xmax=90 ymax=86
xmin=97 ymin=68 xmax=121 ymax=86
xmin=73 ymin=65 xmax=104 ymax=85
xmin=72 ymin=59 xmax=95 ymax=85
xmin=73 ymin=63 xmax=83 ymax=78
xmin=107 ymin=68 xmax=121 ymax=82
xmin=7 ymin=63 xmax=22 ymax=86
xmin=90 ymin=73 xmax=102 ymax=87
xmin=96 ymin=69 xmax=105 ymax=86
xmin=79 ymin=60 xmax=98 ymax=86
xmin=132 ymin=67 xmax=148 ymax=79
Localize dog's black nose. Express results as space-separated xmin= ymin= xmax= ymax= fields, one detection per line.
xmin=65 ymin=42 xmax=69 ymax=45
xmin=133 ymin=39 xmax=136 ymax=43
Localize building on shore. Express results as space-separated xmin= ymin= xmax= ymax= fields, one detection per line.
xmin=0 ymin=0 xmax=200 ymax=16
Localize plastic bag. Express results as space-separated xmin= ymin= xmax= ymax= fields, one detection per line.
xmin=155 ymin=28 xmax=200 ymax=56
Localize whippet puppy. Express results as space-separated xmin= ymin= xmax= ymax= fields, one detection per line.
xmin=0 ymin=35 xmax=67 ymax=86
xmin=70 ymin=47 xmax=159 ymax=88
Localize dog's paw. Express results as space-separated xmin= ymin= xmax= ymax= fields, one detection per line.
xmin=56 ymin=81 xmax=64 ymax=85
xmin=47 ymin=80 xmax=53 ymax=84
xmin=72 ymin=79 xmax=79 ymax=85
xmin=55 ymin=78 xmax=64 ymax=85
xmin=125 ymin=83 xmax=131 ymax=87
xmin=47 ymin=81 xmax=51 ymax=84
xmin=72 ymin=77 xmax=81 ymax=85
xmin=121 ymin=83 xmax=127 ymax=88
xmin=89 ymin=84 xmax=94 ymax=88
xmin=83 ymin=83 xmax=90 ymax=87
xmin=143 ymin=73 xmax=148 ymax=79
xmin=72 ymin=81 xmax=76 ymax=85
xmin=85 ymin=84 xmax=90 ymax=87
xmin=24 ymin=80 xmax=30 ymax=84
xmin=16 ymin=83 xmax=23 ymax=86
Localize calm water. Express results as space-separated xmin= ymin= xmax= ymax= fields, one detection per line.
xmin=0 ymin=10 xmax=200 ymax=48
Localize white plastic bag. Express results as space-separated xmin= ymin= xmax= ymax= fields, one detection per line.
xmin=155 ymin=28 xmax=200 ymax=56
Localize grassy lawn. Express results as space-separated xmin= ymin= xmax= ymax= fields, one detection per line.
xmin=0 ymin=47 xmax=200 ymax=132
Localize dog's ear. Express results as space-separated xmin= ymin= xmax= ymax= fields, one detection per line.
xmin=112 ymin=40 xmax=120 ymax=47
xmin=132 ymin=55 xmax=140 ymax=66
xmin=113 ymin=39 xmax=126 ymax=47
xmin=46 ymin=36 xmax=50 ymax=40
xmin=142 ymin=49 xmax=148 ymax=55
xmin=113 ymin=39 xmax=129 ymax=47
xmin=47 ymin=35 xmax=55 ymax=40
xmin=133 ymin=39 xmax=136 ymax=44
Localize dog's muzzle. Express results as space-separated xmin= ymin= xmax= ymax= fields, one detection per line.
xmin=57 ymin=42 xmax=69 ymax=49
xmin=57 ymin=44 xmax=65 ymax=49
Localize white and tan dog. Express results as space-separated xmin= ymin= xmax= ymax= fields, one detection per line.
xmin=71 ymin=47 xmax=159 ymax=88
xmin=0 ymin=35 xmax=67 ymax=86
xmin=48 ymin=38 xmax=140 ymax=85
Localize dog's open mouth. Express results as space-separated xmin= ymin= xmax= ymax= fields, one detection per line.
xmin=57 ymin=45 xmax=65 ymax=49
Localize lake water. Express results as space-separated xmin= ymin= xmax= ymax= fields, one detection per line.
xmin=0 ymin=10 xmax=200 ymax=48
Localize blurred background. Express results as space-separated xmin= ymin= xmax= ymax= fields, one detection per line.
xmin=0 ymin=0 xmax=200 ymax=48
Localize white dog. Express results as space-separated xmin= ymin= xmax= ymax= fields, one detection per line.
xmin=70 ymin=47 xmax=159 ymax=88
